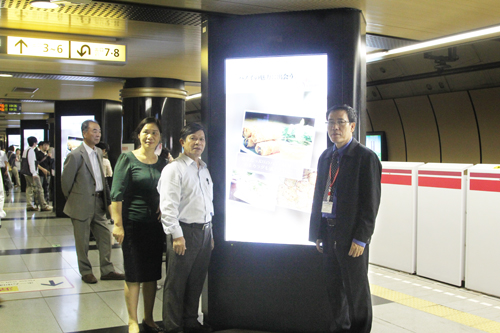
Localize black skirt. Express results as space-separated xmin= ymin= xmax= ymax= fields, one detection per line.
xmin=122 ymin=217 xmax=165 ymax=282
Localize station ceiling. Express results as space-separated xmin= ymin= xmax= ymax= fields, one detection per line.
xmin=0 ymin=0 xmax=499 ymax=129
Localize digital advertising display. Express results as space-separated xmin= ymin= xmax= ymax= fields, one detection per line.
xmin=8 ymin=134 xmax=20 ymax=150
xmin=225 ymin=54 xmax=328 ymax=245
xmin=24 ymin=129 xmax=44 ymax=150
xmin=366 ymin=131 xmax=387 ymax=161
xmin=60 ymin=115 xmax=94 ymax=172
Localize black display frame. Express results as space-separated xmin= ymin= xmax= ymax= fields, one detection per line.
xmin=366 ymin=131 xmax=388 ymax=161
xmin=202 ymin=9 xmax=366 ymax=332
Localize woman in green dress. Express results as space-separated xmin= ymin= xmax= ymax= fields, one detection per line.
xmin=111 ymin=117 xmax=167 ymax=333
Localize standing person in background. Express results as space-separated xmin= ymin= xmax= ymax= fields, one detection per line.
xmin=159 ymin=147 xmax=174 ymax=163
xmin=61 ymin=120 xmax=124 ymax=284
xmin=158 ymin=123 xmax=214 ymax=333
xmin=0 ymin=164 xmax=7 ymax=228
xmin=15 ymin=148 xmax=21 ymax=171
xmin=36 ymin=141 xmax=52 ymax=203
xmin=22 ymin=137 xmax=52 ymax=212
xmin=111 ymin=118 xmax=167 ymax=333
xmin=0 ymin=146 xmax=11 ymax=194
xmin=96 ymin=142 xmax=113 ymax=190
xmin=309 ymin=105 xmax=381 ymax=333
xmin=7 ymin=146 xmax=20 ymax=188
xmin=48 ymin=146 xmax=56 ymax=203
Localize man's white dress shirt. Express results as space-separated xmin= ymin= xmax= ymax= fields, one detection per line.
xmin=82 ymin=142 xmax=104 ymax=192
xmin=158 ymin=153 xmax=214 ymax=239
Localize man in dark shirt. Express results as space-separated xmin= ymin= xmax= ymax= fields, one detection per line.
xmin=309 ymin=105 xmax=382 ymax=333
xmin=36 ymin=141 xmax=51 ymax=203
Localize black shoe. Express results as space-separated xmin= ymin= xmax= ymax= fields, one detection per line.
xmin=184 ymin=323 xmax=211 ymax=333
xmin=142 ymin=319 xmax=166 ymax=332
xmin=100 ymin=271 xmax=125 ymax=280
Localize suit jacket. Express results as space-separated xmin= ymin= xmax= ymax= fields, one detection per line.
xmin=61 ymin=144 xmax=110 ymax=221
xmin=309 ymin=138 xmax=382 ymax=246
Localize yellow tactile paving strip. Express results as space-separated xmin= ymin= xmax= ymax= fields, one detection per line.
xmin=371 ymin=284 xmax=500 ymax=333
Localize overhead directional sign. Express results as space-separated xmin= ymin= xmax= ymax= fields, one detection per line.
xmin=70 ymin=41 xmax=126 ymax=62
xmin=3 ymin=36 xmax=126 ymax=63
xmin=7 ymin=36 xmax=69 ymax=58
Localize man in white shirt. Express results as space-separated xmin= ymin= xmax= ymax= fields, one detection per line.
xmin=0 ymin=147 xmax=10 ymax=194
xmin=22 ymin=137 xmax=52 ymax=211
xmin=61 ymin=120 xmax=124 ymax=284
xmin=158 ymin=123 xmax=214 ymax=333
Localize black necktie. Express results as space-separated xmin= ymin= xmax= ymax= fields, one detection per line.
xmin=323 ymin=150 xmax=339 ymax=202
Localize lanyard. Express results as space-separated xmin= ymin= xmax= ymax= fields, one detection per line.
xmin=327 ymin=157 xmax=339 ymax=200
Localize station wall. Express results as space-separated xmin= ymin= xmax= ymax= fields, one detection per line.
xmin=367 ymin=86 xmax=500 ymax=164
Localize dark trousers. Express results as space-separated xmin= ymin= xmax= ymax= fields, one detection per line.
xmin=39 ymin=174 xmax=50 ymax=202
xmin=71 ymin=196 xmax=114 ymax=276
xmin=163 ymin=223 xmax=212 ymax=332
xmin=323 ymin=227 xmax=372 ymax=333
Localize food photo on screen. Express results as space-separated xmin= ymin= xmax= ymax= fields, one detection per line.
xmin=67 ymin=136 xmax=83 ymax=151
xmin=229 ymin=169 xmax=278 ymax=211
xmin=236 ymin=111 xmax=316 ymax=179
xmin=241 ymin=111 xmax=315 ymax=158
xmin=277 ymin=169 xmax=317 ymax=212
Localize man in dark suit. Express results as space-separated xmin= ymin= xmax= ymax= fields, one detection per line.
xmin=61 ymin=120 xmax=124 ymax=284
xmin=309 ymin=105 xmax=382 ymax=333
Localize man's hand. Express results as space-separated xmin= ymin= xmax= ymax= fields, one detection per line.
xmin=348 ymin=242 xmax=364 ymax=257
xmin=156 ymin=206 xmax=161 ymax=221
xmin=112 ymin=225 xmax=125 ymax=245
xmin=173 ymin=236 xmax=187 ymax=255
xmin=211 ymin=238 xmax=215 ymax=250
xmin=315 ymin=239 xmax=323 ymax=253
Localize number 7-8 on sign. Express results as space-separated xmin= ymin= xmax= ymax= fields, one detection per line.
xmin=70 ymin=41 xmax=126 ymax=62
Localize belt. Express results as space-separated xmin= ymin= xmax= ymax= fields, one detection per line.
xmin=326 ymin=218 xmax=336 ymax=227
xmin=180 ymin=221 xmax=211 ymax=230
xmin=95 ymin=191 xmax=104 ymax=198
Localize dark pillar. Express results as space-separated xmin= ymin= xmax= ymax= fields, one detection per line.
xmin=202 ymin=8 xmax=365 ymax=332
xmin=121 ymin=78 xmax=186 ymax=158
xmin=54 ymin=99 xmax=122 ymax=217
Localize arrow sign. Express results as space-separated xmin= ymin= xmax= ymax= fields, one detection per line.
xmin=41 ymin=280 xmax=63 ymax=287
xmin=7 ymin=36 xmax=69 ymax=58
xmin=14 ymin=39 xmax=27 ymax=54
xmin=76 ymin=44 xmax=91 ymax=57
xmin=70 ymin=41 xmax=126 ymax=62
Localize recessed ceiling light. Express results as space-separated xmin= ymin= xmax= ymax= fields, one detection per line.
xmin=367 ymin=24 xmax=500 ymax=62
xmin=29 ymin=0 xmax=60 ymax=9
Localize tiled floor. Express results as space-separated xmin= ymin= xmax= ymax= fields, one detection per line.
xmin=1 ymin=190 xmax=499 ymax=332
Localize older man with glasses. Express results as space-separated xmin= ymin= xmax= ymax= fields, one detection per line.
xmin=309 ymin=104 xmax=382 ymax=333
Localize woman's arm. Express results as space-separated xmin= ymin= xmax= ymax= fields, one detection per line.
xmin=111 ymin=201 xmax=124 ymax=244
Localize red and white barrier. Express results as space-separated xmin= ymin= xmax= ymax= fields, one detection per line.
xmin=465 ymin=164 xmax=500 ymax=296
xmin=370 ymin=162 xmax=424 ymax=273
xmin=416 ymin=163 xmax=472 ymax=286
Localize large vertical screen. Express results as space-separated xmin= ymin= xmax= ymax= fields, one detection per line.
xmin=225 ymin=54 xmax=328 ymax=245
xmin=61 ymin=115 xmax=94 ymax=172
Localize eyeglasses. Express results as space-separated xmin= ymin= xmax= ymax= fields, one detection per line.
xmin=326 ymin=120 xmax=350 ymax=127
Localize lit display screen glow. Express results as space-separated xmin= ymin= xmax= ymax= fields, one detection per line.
xmin=24 ymin=129 xmax=44 ymax=149
xmin=61 ymin=116 xmax=94 ymax=172
xmin=225 ymin=54 xmax=328 ymax=245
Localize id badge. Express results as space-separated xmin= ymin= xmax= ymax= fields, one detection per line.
xmin=321 ymin=201 xmax=333 ymax=214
